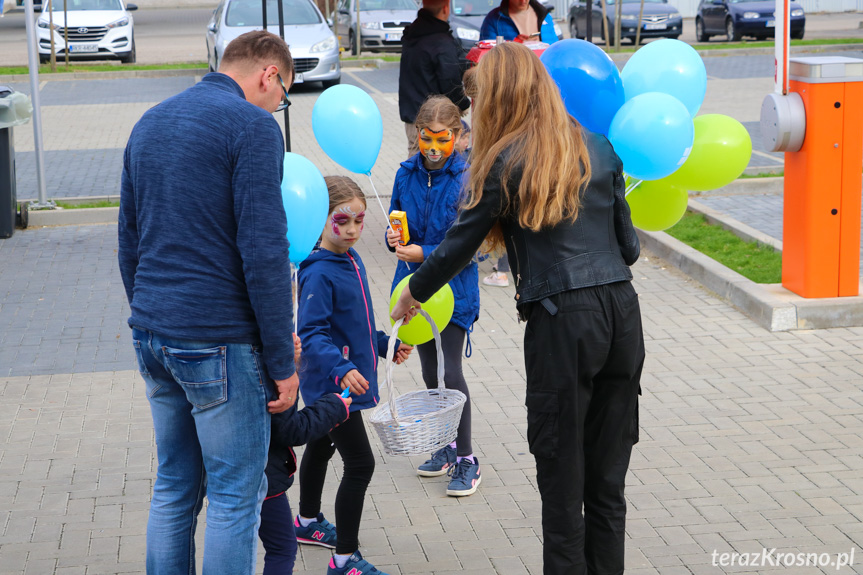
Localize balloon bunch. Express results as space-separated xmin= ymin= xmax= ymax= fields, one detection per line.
xmin=541 ymin=39 xmax=752 ymax=231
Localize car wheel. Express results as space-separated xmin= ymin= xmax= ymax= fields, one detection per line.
xmin=695 ymin=17 xmax=709 ymax=42
xmin=16 ymin=203 xmax=28 ymax=230
xmin=349 ymin=30 xmax=357 ymax=56
xmin=726 ymin=18 xmax=741 ymax=41
xmin=39 ymin=55 xmax=49 ymax=64
xmin=791 ymin=28 xmax=804 ymax=40
xmin=322 ymin=76 xmax=341 ymax=89
xmin=120 ymin=38 xmax=136 ymax=64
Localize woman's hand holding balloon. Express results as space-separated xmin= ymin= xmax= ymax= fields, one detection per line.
xmin=391 ymin=282 xmax=421 ymax=325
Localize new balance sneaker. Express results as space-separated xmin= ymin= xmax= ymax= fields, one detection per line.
xmin=446 ymin=457 xmax=482 ymax=497
xmin=294 ymin=512 xmax=337 ymax=549
xmin=416 ymin=444 xmax=457 ymax=477
xmin=326 ymin=550 xmax=390 ymax=575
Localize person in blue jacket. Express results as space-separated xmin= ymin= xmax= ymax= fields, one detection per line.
xmin=294 ymin=176 xmax=412 ymax=575
xmin=386 ymin=96 xmax=482 ymax=497
xmin=480 ymin=0 xmax=559 ymax=43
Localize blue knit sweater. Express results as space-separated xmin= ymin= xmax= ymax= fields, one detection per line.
xmin=118 ymin=73 xmax=296 ymax=379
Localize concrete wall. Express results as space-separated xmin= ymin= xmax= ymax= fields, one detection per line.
xmin=551 ymin=0 xmax=863 ymax=20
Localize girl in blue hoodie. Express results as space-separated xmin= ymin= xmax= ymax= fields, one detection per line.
xmin=295 ymin=176 xmax=412 ymax=575
xmin=386 ymin=96 xmax=482 ymax=497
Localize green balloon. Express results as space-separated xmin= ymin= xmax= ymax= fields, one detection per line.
xmin=626 ymin=179 xmax=689 ymax=232
xmin=389 ymin=274 xmax=454 ymax=346
xmin=665 ymin=114 xmax=752 ymax=192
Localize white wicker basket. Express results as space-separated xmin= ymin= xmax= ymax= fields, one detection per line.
xmin=369 ymin=309 xmax=466 ymax=457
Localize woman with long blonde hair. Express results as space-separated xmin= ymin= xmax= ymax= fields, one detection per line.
xmin=392 ymin=42 xmax=645 ymax=575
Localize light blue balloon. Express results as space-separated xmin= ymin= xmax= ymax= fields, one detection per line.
xmin=282 ymin=152 xmax=329 ymax=264
xmin=621 ymin=39 xmax=707 ymax=118
xmin=540 ymin=39 xmax=624 ymax=136
xmin=608 ymin=92 xmax=694 ymax=182
xmin=312 ymin=84 xmax=383 ymax=174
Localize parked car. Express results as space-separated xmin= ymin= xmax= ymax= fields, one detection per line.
xmin=35 ymin=0 xmax=137 ymax=64
xmin=206 ymin=0 xmax=340 ymax=88
xmin=16 ymin=0 xmax=44 ymax=8
xmin=695 ymin=0 xmax=805 ymax=42
xmin=569 ymin=0 xmax=682 ymax=43
xmin=331 ymin=0 xmax=418 ymax=55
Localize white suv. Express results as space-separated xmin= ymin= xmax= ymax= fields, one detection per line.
xmin=36 ymin=0 xmax=138 ymax=64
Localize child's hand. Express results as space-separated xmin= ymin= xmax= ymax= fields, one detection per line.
xmin=386 ymin=227 xmax=402 ymax=248
xmin=336 ymin=393 xmax=353 ymax=409
xmin=340 ymin=369 xmax=369 ymax=395
xmin=395 ymin=244 xmax=424 ymax=263
xmin=394 ymin=343 xmax=413 ymax=365
xmin=292 ymin=333 xmax=302 ymax=365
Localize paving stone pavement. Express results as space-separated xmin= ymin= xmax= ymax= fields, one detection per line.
xmin=3 ymin=53 xmax=863 ymax=575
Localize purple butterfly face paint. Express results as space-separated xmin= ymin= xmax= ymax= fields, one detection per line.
xmin=320 ymin=198 xmax=367 ymax=255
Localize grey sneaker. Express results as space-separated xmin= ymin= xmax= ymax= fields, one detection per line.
xmin=446 ymin=457 xmax=482 ymax=497
xmin=294 ymin=512 xmax=337 ymax=548
xmin=416 ymin=444 xmax=457 ymax=477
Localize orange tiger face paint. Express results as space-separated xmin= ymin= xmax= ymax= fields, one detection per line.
xmin=417 ymin=127 xmax=455 ymax=166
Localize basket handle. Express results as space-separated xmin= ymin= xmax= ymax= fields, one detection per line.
xmin=384 ymin=308 xmax=445 ymax=423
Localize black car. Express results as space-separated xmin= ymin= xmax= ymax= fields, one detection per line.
xmin=569 ymin=0 xmax=682 ymax=44
xmin=695 ymin=0 xmax=805 ymax=42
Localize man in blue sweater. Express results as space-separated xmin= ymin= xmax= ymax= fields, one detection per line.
xmin=118 ymin=31 xmax=297 ymax=575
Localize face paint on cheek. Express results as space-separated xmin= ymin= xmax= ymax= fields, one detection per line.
xmin=419 ymin=128 xmax=455 ymax=161
xmin=331 ymin=219 xmax=340 ymax=237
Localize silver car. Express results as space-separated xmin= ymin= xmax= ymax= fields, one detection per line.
xmin=206 ymin=0 xmax=341 ymax=89
xmin=332 ymin=0 xmax=419 ymax=55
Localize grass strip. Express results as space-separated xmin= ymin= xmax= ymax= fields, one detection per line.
xmin=666 ymin=211 xmax=782 ymax=284
xmin=56 ymin=200 xmax=120 ymax=209
xmin=0 ymin=62 xmax=207 ymax=75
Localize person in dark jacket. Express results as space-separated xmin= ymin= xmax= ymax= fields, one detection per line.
xmin=480 ymin=0 xmax=559 ymax=43
xmin=386 ymin=96 xmax=481 ymax=497
xmin=259 ymin=366 xmax=351 ymax=575
xmin=391 ymin=43 xmax=645 ymax=575
xmin=399 ymin=0 xmax=470 ymax=158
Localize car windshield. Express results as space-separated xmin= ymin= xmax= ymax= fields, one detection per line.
xmin=358 ymin=0 xmax=416 ymax=10
xmin=51 ymin=0 xmax=123 ymax=10
xmin=226 ymin=0 xmax=322 ymax=26
xmin=452 ymin=0 xmax=496 ymax=16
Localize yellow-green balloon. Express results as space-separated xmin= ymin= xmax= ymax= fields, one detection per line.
xmin=389 ymin=274 xmax=454 ymax=345
xmin=626 ymin=180 xmax=688 ymax=232
xmin=665 ymin=114 xmax=752 ymax=192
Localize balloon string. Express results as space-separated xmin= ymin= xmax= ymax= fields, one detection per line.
xmin=625 ymin=177 xmax=643 ymax=197
xmin=291 ymin=263 xmax=298 ymax=334
xmin=366 ymin=173 xmax=393 ymax=233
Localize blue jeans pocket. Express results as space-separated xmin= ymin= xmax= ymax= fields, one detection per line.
xmin=163 ymin=345 xmax=228 ymax=410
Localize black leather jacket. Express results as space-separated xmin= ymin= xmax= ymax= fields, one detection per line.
xmin=409 ymin=130 xmax=639 ymax=306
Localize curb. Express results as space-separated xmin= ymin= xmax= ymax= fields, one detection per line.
xmin=640 ymin=202 xmax=863 ymax=332
xmin=605 ymin=42 xmax=863 ymax=63
xmin=0 ymin=68 xmax=208 ymax=84
xmin=690 ymin=176 xmax=784 ymax=197
xmin=26 ymin=206 xmax=119 ymax=227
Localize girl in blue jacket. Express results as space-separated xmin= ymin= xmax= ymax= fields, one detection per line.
xmin=295 ymin=176 xmax=412 ymax=575
xmin=386 ymin=96 xmax=482 ymax=497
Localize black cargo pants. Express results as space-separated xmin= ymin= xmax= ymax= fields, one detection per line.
xmin=521 ymin=281 xmax=645 ymax=575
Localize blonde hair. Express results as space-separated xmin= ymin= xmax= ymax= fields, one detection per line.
xmin=324 ymin=176 xmax=367 ymax=213
xmin=465 ymin=42 xmax=591 ymax=252
xmin=414 ymin=95 xmax=463 ymax=135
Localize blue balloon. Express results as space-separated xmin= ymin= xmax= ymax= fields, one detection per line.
xmin=540 ymin=38 xmax=624 ymax=136
xmin=608 ymin=92 xmax=694 ymax=182
xmin=282 ymin=152 xmax=329 ymax=264
xmin=312 ymin=84 xmax=383 ymax=174
xmin=621 ymin=39 xmax=707 ymax=118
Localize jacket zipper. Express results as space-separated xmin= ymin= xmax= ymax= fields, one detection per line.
xmin=511 ymin=235 xmax=521 ymax=287
xmin=349 ymin=253 xmax=377 ymax=376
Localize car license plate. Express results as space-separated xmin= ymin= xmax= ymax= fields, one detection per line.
xmin=385 ymin=33 xmax=402 ymax=41
xmin=644 ymin=23 xmax=666 ymax=30
xmin=294 ymin=73 xmax=304 ymax=84
xmin=766 ymin=20 xmax=775 ymax=27
xmin=69 ymin=43 xmax=99 ymax=53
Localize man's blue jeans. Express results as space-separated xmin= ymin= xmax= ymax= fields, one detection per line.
xmin=132 ymin=327 xmax=274 ymax=575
